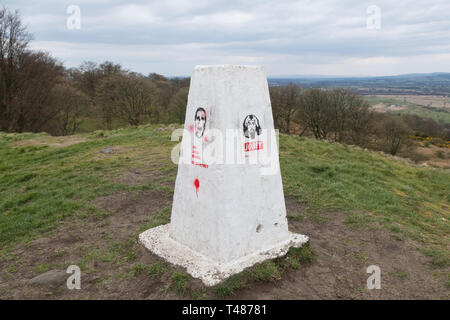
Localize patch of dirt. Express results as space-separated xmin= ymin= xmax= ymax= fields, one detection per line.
xmin=415 ymin=145 xmax=450 ymax=169
xmin=113 ymin=166 xmax=165 ymax=186
xmin=0 ymin=188 xmax=173 ymax=299
xmin=0 ymin=194 xmax=448 ymax=299
xmin=231 ymin=199 xmax=449 ymax=299
xmin=13 ymin=136 xmax=88 ymax=148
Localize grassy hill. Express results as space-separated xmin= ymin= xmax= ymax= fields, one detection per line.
xmin=0 ymin=125 xmax=449 ymax=298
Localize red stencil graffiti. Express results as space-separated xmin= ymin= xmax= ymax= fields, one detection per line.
xmin=194 ymin=178 xmax=200 ymax=197
xmin=244 ymin=140 xmax=263 ymax=152
xmin=191 ymin=145 xmax=208 ymax=168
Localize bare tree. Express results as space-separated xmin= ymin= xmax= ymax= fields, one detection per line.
xmin=341 ymin=91 xmax=373 ymax=147
xmin=328 ymin=88 xmax=349 ymax=142
xmin=146 ymin=75 xmax=190 ymax=124
xmin=148 ymin=73 xmax=172 ymax=123
xmin=0 ymin=7 xmax=64 ymax=133
xmin=96 ymin=74 xmax=158 ymax=126
xmin=15 ymin=51 xmax=64 ymax=132
xmin=269 ymin=84 xmax=301 ymax=133
xmin=0 ymin=6 xmax=31 ymax=131
xmin=167 ymin=86 xmax=189 ymax=123
xmin=287 ymin=87 xmax=374 ymax=146
xmin=378 ymin=115 xmax=412 ymax=155
xmin=296 ymin=88 xmax=334 ymax=139
xmin=50 ymin=79 xmax=90 ymax=135
xmin=148 ymin=73 xmax=168 ymax=82
xmin=68 ymin=61 xmax=126 ymax=129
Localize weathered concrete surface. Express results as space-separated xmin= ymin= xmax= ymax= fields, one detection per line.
xmin=140 ymin=65 xmax=308 ymax=285
xmin=139 ymin=224 xmax=308 ymax=286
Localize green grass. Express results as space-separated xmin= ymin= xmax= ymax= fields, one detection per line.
xmin=0 ymin=123 xmax=449 ymax=288
xmin=139 ymin=205 xmax=172 ymax=231
xmin=77 ymin=116 xmax=129 ymax=133
xmin=131 ymin=263 xmax=147 ymax=276
xmin=288 ymin=245 xmax=315 ymax=265
xmin=345 ymin=212 xmax=371 ymax=228
xmin=147 ymin=262 xmax=167 ymax=277
xmin=422 ymin=246 xmax=450 ymax=267
xmin=214 ymin=244 xmax=315 ymax=297
xmin=171 ymin=271 xmax=190 ymax=295
xmin=130 ymin=261 xmax=168 ymax=278
xmin=0 ymin=125 xmax=177 ymax=248
xmin=249 ymin=260 xmax=282 ymax=282
xmin=395 ymin=104 xmax=450 ymax=125
xmin=214 ymin=274 xmax=245 ymax=297
xmin=280 ymin=134 xmax=449 ymax=265
xmin=365 ymin=96 xmax=403 ymax=106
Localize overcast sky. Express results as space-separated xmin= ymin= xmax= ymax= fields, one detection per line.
xmin=3 ymin=0 xmax=450 ymax=77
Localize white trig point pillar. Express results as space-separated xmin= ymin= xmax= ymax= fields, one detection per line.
xmin=139 ymin=65 xmax=308 ymax=286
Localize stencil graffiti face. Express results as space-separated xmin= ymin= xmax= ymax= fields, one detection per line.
xmin=194 ymin=108 xmax=206 ymax=138
xmin=243 ymin=114 xmax=261 ymax=139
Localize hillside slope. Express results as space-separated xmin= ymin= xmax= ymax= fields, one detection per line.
xmin=0 ymin=125 xmax=448 ymax=298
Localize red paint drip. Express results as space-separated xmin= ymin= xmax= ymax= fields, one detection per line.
xmin=203 ymin=135 xmax=209 ymax=143
xmin=194 ymin=178 xmax=200 ymax=197
xmin=189 ymin=124 xmax=194 ymax=133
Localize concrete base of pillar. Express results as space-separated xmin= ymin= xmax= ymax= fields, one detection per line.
xmin=139 ymin=224 xmax=309 ymax=286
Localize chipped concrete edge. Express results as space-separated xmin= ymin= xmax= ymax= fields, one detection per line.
xmin=139 ymin=224 xmax=309 ymax=286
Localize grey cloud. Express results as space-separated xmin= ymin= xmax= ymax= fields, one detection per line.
xmin=4 ymin=0 xmax=450 ymax=76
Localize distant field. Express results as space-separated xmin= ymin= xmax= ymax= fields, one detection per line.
xmin=365 ymin=95 xmax=450 ymax=125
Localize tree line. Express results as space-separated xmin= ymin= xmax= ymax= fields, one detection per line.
xmin=270 ymin=84 xmax=449 ymax=156
xmin=0 ymin=7 xmax=189 ymax=136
